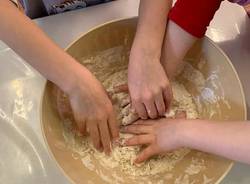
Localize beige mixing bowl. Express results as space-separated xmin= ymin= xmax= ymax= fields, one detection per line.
xmin=41 ymin=17 xmax=247 ymax=184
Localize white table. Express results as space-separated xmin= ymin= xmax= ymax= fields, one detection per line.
xmin=0 ymin=0 xmax=250 ymax=183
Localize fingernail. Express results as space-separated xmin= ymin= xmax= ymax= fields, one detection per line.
xmin=134 ymin=158 xmax=139 ymax=164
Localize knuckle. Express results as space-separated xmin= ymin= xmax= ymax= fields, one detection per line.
xmin=106 ymin=104 xmax=114 ymax=114
xmin=143 ymin=93 xmax=153 ymax=102
xmin=132 ymin=95 xmax=141 ymax=103
xmin=95 ymin=112 xmax=107 ymax=122
xmin=161 ymin=82 xmax=169 ymax=89
xmin=152 ymin=88 xmax=161 ymax=96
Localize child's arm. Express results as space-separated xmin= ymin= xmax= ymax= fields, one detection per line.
xmin=161 ymin=20 xmax=197 ymax=79
xmin=182 ymin=120 xmax=250 ymax=164
xmin=0 ymin=0 xmax=118 ymax=154
xmin=161 ymin=0 xmax=223 ymax=79
xmin=128 ymin=0 xmax=173 ymax=120
xmin=123 ymin=0 xmax=250 ymax=164
xmin=123 ymin=119 xmax=250 ymax=164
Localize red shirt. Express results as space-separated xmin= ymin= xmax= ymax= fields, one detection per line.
xmin=169 ymin=0 xmax=223 ymax=38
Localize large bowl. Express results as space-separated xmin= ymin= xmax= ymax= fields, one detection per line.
xmin=41 ymin=18 xmax=247 ymax=184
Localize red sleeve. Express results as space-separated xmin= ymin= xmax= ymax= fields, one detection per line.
xmin=169 ymin=0 xmax=223 ymax=38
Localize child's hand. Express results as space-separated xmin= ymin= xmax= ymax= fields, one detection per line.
xmin=56 ymin=69 xmax=119 ymax=155
xmin=128 ymin=49 xmax=173 ymax=120
xmin=121 ymin=118 xmax=184 ymax=163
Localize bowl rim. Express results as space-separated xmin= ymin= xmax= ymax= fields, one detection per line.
xmin=39 ymin=16 xmax=247 ymax=184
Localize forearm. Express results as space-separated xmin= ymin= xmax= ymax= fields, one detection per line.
xmin=161 ymin=20 xmax=197 ymax=79
xmin=181 ymin=120 xmax=250 ymax=164
xmin=162 ymin=0 xmax=223 ymax=79
xmin=132 ymin=0 xmax=173 ymax=57
xmin=0 ymin=1 xmax=87 ymax=93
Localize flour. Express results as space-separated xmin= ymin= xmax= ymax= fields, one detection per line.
xmin=185 ymin=158 xmax=206 ymax=175
xmin=60 ymin=46 xmax=200 ymax=183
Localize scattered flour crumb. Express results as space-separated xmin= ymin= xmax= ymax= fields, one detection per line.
xmin=203 ymin=175 xmax=214 ymax=184
xmin=185 ymin=158 xmax=206 ymax=175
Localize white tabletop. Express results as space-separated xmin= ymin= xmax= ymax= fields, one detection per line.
xmin=0 ymin=0 xmax=250 ymax=183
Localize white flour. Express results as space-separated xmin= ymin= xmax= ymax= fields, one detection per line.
xmin=61 ymin=46 xmax=200 ymax=183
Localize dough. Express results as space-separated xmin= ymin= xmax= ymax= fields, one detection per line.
xmin=58 ymin=46 xmax=199 ymax=182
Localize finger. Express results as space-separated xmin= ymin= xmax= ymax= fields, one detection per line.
xmin=135 ymin=145 xmax=157 ymax=163
xmin=52 ymin=85 xmax=60 ymax=110
xmin=88 ymin=121 xmax=101 ymax=151
xmin=56 ymin=88 xmax=73 ymax=120
xmin=175 ymin=110 xmax=187 ymax=119
xmin=108 ymin=112 xmax=119 ymax=141
xmin=155 ymin=92 xmax=166 ymax=116
xmin=99 ymin=121 xmax=111 ymax=155
xmin=113 ymin=84 xmax=129 ymax=93
xmin=120 ymin=96 xmax=130 ymax=107
xmin=144 ymin=100 xmax=158 ymax=119
xmin=121 ymin=114 xmax=140 ymax=126
xmin=107 ymin=91 xmax=113 ymax=100
xmin=132 ymin=101 xmax=148 ymax=119
xmin=121 ymin=124 xmax=152 ymax=134
xmin=133 ymin=119 xmax=154 ymax=126
xmin=125 ymin=135 xmax=154 ymax=146
xmin=163 ymin=87 xmax=173 ymax=112
xmin=77 ymin=120 xmax=87 ymax=136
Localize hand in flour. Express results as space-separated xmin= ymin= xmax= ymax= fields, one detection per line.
xmin=122 ymin=112 xmax=186 ymax=163
xmin=128 ymin=49 xmax=173 ymax=120
xmin=55 ymin=69 xmax=119 ymax=155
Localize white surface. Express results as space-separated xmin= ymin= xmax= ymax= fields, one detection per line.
xmin=0 ymin=0 xmax=250 ymax=183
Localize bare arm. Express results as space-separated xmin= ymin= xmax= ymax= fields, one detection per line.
xmin=132 ymin=0 xmax=173 ymax=56
xmin=182 ymin=120 xmax=250 ymax=164
xmin=123 ymin=118 xmax=250 ymax=164
xmin=161 ymin=20 xmax=197 ymax=79
xmin=0 ymin=0 xmax=118 ymax=154
xmin=0 ymin=0 xmax=82 ymax=92
xmin=128 ymin=0 xmax=173 ymax=119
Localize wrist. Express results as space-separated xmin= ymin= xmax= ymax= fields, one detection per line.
xmin=131 ymin=33 xmax=163 ymax=60
xmin=176 ymin=119 xmax=200 ymax=148
xmin=130 ymin=42 xmax=161 ymax=63
xmin=57 ymin=61 xmax=91 ymax=95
